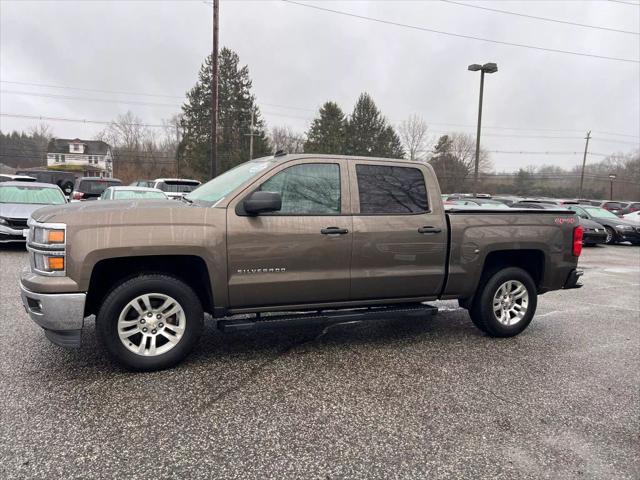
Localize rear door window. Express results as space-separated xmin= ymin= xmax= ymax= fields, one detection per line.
xmin=356 ymin=164 xmax=428 ymax=214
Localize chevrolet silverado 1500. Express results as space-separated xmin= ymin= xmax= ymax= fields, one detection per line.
xmin=20 ymin=154 xmax=583 ymax=370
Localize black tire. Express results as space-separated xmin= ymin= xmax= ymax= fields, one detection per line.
xmin=604 ymin=226 xmax=617 ymax=245
xmin=469 ymin=267 xmax=537 ymax=337
xmin=96 ymin=274 xmax=204 ymax=371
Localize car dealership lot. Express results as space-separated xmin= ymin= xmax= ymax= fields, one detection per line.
xmin=0 ymin=245 xmax=638 ymax=479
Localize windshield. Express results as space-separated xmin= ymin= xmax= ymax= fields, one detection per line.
xmin=186 ymin=159 xmax=274 ymax=204
xmin=113 ymin=190 xmax=168 ymax=200
xmin=584 ymin=207 xmax=619 ymax=219
xmin=0 ymin=185 xmax=66 ymax=205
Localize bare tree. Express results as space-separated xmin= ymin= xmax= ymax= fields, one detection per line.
xmin=429 ymin=132 xmax=493 ymax=192
xmin=447 ymin=132 xmax=493 ymax=173
xmin=270 ymin=126 xmax=305 ymax=154
xmin=398 ymin=114 xmax=430 ymax=161
xmin=96 ymin=111 xmax=178 ymax=182
xmin=28 ymin=122 xmax=53 ymax=164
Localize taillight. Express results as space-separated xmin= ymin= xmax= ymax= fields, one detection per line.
xmin=72 ymin=191 xmax=84 ymax=200
xmin=573 ymin=226 xmax=584 ymax=257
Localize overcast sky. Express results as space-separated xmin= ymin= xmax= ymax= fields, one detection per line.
xmin=1 ymin=0 xmax=639 ymax=171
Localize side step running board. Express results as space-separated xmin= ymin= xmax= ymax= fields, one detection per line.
xmin=217 ymin=303 xmax=438 ymax=333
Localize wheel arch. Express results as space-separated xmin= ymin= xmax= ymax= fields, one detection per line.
xmin=85 ymin=255 xmax=214 ymax=316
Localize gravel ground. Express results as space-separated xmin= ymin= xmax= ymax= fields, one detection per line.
xmin=0 ymin=243 xmax=638 ymax=479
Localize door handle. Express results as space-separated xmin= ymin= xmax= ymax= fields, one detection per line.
xmin=321 ymin=227 xmax=349 ymax=235
xmin=418 ymin=226 xmax=442 ymax=234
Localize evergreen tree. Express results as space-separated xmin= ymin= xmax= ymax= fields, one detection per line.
xmin=303 ymin=101 xmax=346 ymax=154
xmin=180 ymin=48 xmax=270 ymax=178
xmin=345 ymin=93 xmax=405 ymax=158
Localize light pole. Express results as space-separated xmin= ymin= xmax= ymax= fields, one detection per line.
xmin=468 ymin=62 xmax=498 ymax=197
xmin=608 ymin=173 xmax=617 ymax=200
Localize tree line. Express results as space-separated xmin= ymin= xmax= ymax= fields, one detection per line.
xmin=0 ymin=46 xmax=638 ymax=199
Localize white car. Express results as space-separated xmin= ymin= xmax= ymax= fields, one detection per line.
xmin=151 ymin=178 xmax=201 ymax=200
xmin=623 ymin=210 xmax=640 ymax=225
xmin=100 ymin=186 xmax=169 ymax=201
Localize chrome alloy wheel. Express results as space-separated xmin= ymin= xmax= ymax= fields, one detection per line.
xmin=117 ymin=293 xmax=186 ymax=356
xmin=492 ymin=280 xmax=529 ymax=326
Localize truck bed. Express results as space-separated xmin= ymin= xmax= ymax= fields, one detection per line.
xmin=442 ymin=208 xmax=579 ymax=300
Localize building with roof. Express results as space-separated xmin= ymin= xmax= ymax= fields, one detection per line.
xmin=46 ymin=138 xmax=113 ymax=177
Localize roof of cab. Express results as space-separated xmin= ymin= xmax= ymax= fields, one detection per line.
xmin=254 ymin=153 xmax=420 ymax=166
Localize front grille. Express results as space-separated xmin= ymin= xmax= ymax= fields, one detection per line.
xmin=6 ymin=218 xmax=28 ymax=229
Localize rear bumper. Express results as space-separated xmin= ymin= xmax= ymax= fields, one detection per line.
xmin=20 ymin=282 xmax=85 ymax=348
xmin=583 ymin=230 xmax=607 ymax=244
xmin=563 ymin=269 xmax=583 ymax=289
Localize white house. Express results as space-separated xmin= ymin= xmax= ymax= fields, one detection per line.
xmin=47 ymin=138 xmax=113 ymax=177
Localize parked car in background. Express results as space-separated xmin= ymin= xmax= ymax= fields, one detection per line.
xmin=130 ymin=180 xmax=154 ymax=188
xmin=15 ymin=169 xmax=77 ymax=195
xmin=491 ymin=196 xmax=523 ymax=206
xmin=0 ymin=174 xmax=36 ymax=183
xmin=510 ymin=201 xmax=565 ymax=210
xmin=151 ymin=178 xmax=201 ymax=199
xmin=622 ymin=210 xmax=640 ymax=225
xmin=70 ymin=177 xmax=122 ymax=201
xmin=597 ymin=201 xmax=626 ymax=217
xmin=447 ymin=199 xmax=510 ymax=209
xmin=566 ymin=205 xmax=640 ymax=245
xmin=622 ymin=202 xmax=640 ymax=215
xmin=580 ymin=218 xmax=607 ymax=246
xmin=0 ymin=182 xmax=67 ymax=243
xmin=577 ymin=199 xmax=601 ymax=206
xmin=100 ymin=186 xmax=169 ymax=201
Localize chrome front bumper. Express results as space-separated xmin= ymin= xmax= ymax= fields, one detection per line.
xmin=20 ymin=283 xmax=86 ymax=348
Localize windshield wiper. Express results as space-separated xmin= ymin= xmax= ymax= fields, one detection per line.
xmin=181 ymin=196 xmax=193 ymax=204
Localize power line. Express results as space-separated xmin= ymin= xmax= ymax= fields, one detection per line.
xmin=0 ymin=90 xmax=315 ymax=121
xmin=281 ymin=0 xmax=640 ymax=64
xmin=441 ymin=0 xmax=639 ymax=35
xmin=607 ymin=0 xmax=640 ymax=6
xmin=0 ymin=80 xmax=316 ymax=112
xmin=0 ymin=113 xmax=168 ymax=128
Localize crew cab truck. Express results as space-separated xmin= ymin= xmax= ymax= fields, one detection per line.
xmin=20 ymin=154 xmax=584 ymax=370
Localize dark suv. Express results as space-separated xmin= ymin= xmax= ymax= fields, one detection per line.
xmin=71 ymin=177 xmax=122 ymax=201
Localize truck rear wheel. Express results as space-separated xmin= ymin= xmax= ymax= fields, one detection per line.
xmin=96 ymin=274 xmax=204 ymax=371
xmin=469 ymin=267 xmax=537 ymax=337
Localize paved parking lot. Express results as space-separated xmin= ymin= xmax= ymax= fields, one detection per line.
xmin=0 ymin=243 xmax=638 ymax=479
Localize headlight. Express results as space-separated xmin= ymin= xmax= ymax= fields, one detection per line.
xmin=32 ymin=226 xmax=65 ymax=245
xmin=33 ymin=251 xmax=65 ymax=273
xmin=0 ymin=217 xmax=7 ymax=226
xmin=615 ymin=225 xmax=632 ymax=230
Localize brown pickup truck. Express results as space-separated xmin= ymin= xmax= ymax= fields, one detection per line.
xmin=20 ymin=153 xmax=584 ymax=370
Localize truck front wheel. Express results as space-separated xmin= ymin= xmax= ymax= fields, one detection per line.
xmin=96 ymin=274 xmax=204 ymax=371
xmin=469 ymin=267 xmax=537 ymax=337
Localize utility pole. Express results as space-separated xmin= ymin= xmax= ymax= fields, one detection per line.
xmin=210 ymin=0 xmax=219 ymax=179
xmin=578 ymin=131 xmax=591 ymax=198
xmin=175 ymin=121 xmax=181 ymax=178
xmin=244 ymin=108 xmax=257 ymax=160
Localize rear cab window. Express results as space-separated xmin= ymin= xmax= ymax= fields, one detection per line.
xmin=156 ymin=181 xmax=200 ymax=193
xmin=355 ymin=164 xmax=428 ymax=214
xmin=77 ymin=179 xmax=122 ymax=194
